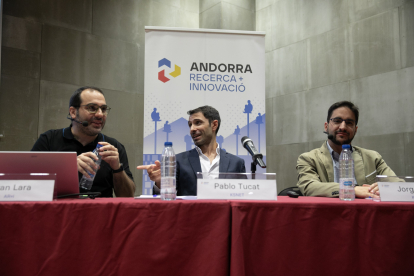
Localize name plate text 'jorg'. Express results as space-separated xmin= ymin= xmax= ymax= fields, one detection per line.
xmin=197 ymin=179 xmax=277 ymax=200
xmin=378 ymin=182 xmax=414 ymax=202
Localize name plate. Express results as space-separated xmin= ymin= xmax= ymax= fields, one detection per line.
xmin=0 ymin=180 xmax=55 ymax=201
xmin=197 ymin=178 xmax=277 ymax=200
xmin=378 ymin=182 xmax=414 ymax=202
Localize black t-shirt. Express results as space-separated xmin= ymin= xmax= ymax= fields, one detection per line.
xmin=31 ymin=126 xmax=134 ymax=197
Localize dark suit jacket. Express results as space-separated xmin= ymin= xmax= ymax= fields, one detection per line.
xmin=176 ymin=148 xmax=246 ymax=196
xmin=154 ymin=148 xmax=246 ymax=196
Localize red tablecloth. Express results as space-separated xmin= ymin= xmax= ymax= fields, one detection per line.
xmin=2 ymin=197 xmax=414 ymax=276
xmin=0 ymin=198 xmax=231 ymax=276
xmin=230 ymin=197 xmax=414 ymax=276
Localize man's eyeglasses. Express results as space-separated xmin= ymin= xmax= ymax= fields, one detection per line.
xmin=80 ymin=104 xmax=111 ymax=115
xmin=330 ymin=117 xmax=355 ymax=127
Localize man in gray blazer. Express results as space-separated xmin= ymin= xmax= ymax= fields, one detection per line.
xmin=296 ymin=101 xmax=396 ymax=198
xmin=138 ymin=106 xmax=246 ymax=196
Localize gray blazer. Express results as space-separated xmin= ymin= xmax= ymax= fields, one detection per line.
xmin=296 ymin=142 xmax=396 ymax=197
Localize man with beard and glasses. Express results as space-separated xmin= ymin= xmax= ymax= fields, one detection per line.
xmin=137 ymin=106 xmax=246 ymax=196
xmin=296 ymin=101 xmax=396 ymax=198
xmin=32 ymin=86 xmax=135 ymax=197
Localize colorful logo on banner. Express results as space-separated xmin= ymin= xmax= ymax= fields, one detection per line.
xmin=158 ymin=58 xmax=181 ymax=83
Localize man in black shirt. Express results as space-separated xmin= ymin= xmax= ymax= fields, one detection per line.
xmin=32 ymin=86 xmax=135 ymax=197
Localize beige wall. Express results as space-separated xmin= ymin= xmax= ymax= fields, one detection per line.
xmin=200 ymin=0 xmax=255 ymax=30
xmin=0 ymin=0 xmax=199 ymax=195
xmin=257 ymin=0 xmax=414 ymax=192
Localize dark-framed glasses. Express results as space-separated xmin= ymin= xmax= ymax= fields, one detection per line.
xmin=81 ymin=104 xmax=111 ymax=115
xmin=330 ymin=117 xmax=355 ymax=127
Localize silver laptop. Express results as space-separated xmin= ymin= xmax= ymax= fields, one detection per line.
xmin=0 ymin=151 xmax=79 ymax=197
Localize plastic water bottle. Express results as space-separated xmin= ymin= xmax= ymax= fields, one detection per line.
xmin=161 ymin=142 xmax=176 ymax=201
xmin=339 ymin=144 xmax=355 ymax=201
xmin=79 ymin=144 xmax=103 ymax=190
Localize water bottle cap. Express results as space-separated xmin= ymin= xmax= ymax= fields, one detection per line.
xmin=342 ymin=144 xmax=350 ymax=149
xmin=164 ymin=142 xmax=173 ymax=147
xmin=96 ymin=144 xmax=104 ymax=148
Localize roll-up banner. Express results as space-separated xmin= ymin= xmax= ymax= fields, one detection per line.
xmin=142 ymin=27 xmax=266 ymax=195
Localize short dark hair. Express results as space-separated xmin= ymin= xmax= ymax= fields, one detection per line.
xmin=69 ymin=86 xmax=104 ymax=108
xmin=327 ymin=101 xmax=359 ymax=125
xmin=187 ymin=105 xmax=221 ymax=134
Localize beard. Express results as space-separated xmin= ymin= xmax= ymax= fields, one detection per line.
xmin=328 ymin=129 xmax=354 ymax=145
xmin=75 ymin=112 xmax=105 ymax=137
xmin=193 ymin=138 xmax=201 ymax=146
xmin=193 ymin=136 xmax=206 ymax=147
xmin=192 ymin=132 xmax=213 ymax=147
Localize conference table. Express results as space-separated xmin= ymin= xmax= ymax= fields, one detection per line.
xmin=1 ymin=197 xmax=413 ymax=276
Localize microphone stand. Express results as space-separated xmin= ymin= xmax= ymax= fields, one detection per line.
xmin=251 ymin=160 xmax=258 ymax=179
xmin=250 ymin=153 xmax=264 ymax=179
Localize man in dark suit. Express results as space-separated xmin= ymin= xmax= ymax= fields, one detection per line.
xmin=137 ymin=106 xmax=246 ymax=196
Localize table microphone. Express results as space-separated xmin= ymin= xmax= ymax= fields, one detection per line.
xmin=241 ymin=136 xmax=266 ymax=168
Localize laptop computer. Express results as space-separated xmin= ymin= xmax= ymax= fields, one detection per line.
xmin=0 ymin=151 xmax=79 ymax=197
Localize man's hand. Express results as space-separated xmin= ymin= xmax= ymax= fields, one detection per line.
xmin=137 ymin=160 xmax=161 ymax=186
xmin=77 ymin=142 xmax=135 ymax=197
xmin=77 ymin=152 xmax=99 ymax=178
xmin=98 ymin=142 xmax=121 ymax=170
xmin=368 ymin=182 xmax=380 ymax=196
xmin=355 ymin=184 xmax=379 ymax=199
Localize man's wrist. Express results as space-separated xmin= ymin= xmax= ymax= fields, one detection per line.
xmin=112 ymin=163 xmax=124 ymax=173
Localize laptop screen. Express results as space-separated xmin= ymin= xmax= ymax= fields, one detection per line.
xmin=0 ymin=151 xmax=79 ymax=196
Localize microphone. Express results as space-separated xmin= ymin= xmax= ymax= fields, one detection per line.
xmin=323 ymin=131 xmax=334 ymax=140
xmin=241 ymin=136 xmax=266 ymax=168
xmin=73 ymin=119 xmax=89 ymax=127
xmin=67 ymin=114 xmax=89 ymax=127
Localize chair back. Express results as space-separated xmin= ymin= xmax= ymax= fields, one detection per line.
xmin=278 ymin=186 xmax=303 ymax=196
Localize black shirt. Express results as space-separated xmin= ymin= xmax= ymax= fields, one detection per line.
xmin=31 ymin=125 xmax=134 ymax=197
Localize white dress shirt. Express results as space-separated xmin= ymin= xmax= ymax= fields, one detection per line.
xmin=195 ymin=144 xmax=221 ymax=177
xmin=326 ymin=141 xmax=356 ymax=183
